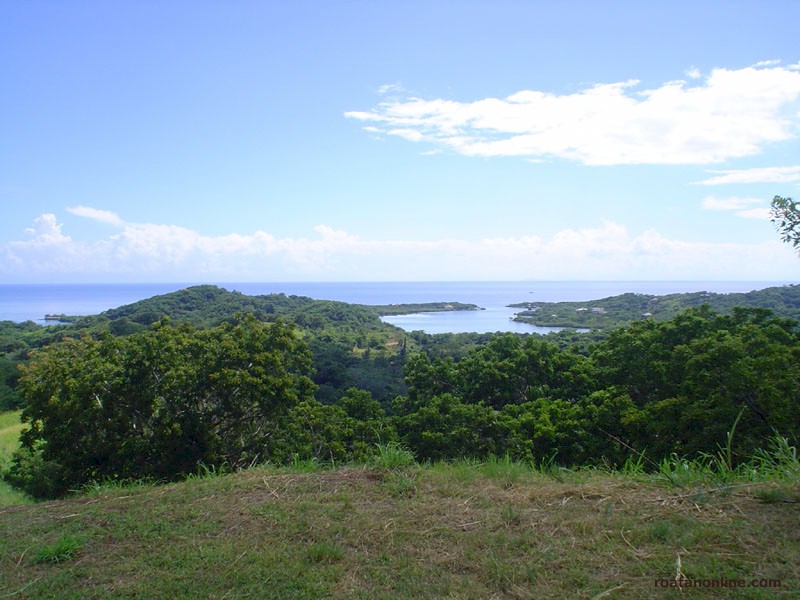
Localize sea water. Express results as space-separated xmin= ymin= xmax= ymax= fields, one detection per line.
xmin=0 ymin=281 xmax=789 ymax=334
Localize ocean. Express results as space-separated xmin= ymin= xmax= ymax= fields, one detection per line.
xmin=0 ymin=281 xmax=791 ymax=334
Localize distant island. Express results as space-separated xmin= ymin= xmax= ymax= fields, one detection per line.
xmin=43 ymin=314 xmax=79 ymax=323
xmin=34 ymin=286 xmax=800 ymax=331
xmin=367 ymin=302 xmax=480 ymax=316
xmin=510 ymin=284 xmax=800 ymax=329
xmin=38 ymin=300 xmax=482 ymax=325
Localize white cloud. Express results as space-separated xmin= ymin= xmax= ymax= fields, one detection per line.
xmin=701 ymin=196 xmax=770 ymax=220
xmin=346 ymin=64 xmax=800 ymax=166
xmin=702 ymin=195 xmax=762 ymax=211
xmin=695 ymin=165 xmax=800 ymax=185
xmin=377 ymin=83 xmax=406 ymax=95
xmin=387 ymin=128 xmax=426 ymax=142
xmin=753 ymin=59 xmax=781 ymax=68
xmin=1 ymin=213 xmax=796 ymax=281
xmin=67 ymin=205 xmax=124 ymax=226
xmin=21 ymin=213 xmax=71 ymax=245
xmin=685 ymin=66 xmax=702 ymax=79
xmin=5 ymin=214 xmax=95 ymax=274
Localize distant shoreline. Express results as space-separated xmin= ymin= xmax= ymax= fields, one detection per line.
xmin=1 ymin=281 xmax=792 ymax=333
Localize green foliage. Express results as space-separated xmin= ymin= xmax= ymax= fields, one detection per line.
xmin=0 ymin=320 xmax=76 ymax=411
xmin=395 ymin=333 xmax=596 ymax=464
xmin=650 ymin=434 xmax=800 ymax=490
xmin=500 ymin=398 xmax=592 ymax=464
xmin=370 ymin=301 xmax=479 ymax=315
xmin=457 ymin=334 xmax=593 ymax=408
xmin=0 ymin=411 xmax=35 ymax=506
xmin=402 ymin=334 xmax=592 ymax=408
xmin=592 ymin=307 xmax=800 ymax=461
xmin=0 ymin=285 xmax=409 ymax=410
xmin=394 ymin=308 xmax=800 ymax=469
xmin=96 ymin=286 xmax=410 ymax=408
xmin=479 ymin=454 xmax=532 ymax=486
xmin=0 ymin=410 xmax=22 ymax=453
xmin=8 ymin=315 xmax=315 ymax=497
xmin=370 ymin=441 xmax=416 ymax=470
xmin=754 ymin=486 xmax=792 ymax=504
xmin=90 ymin=285 xmax=395 ymax=338
xmin=771 ymin=195 xmax=800 ymax=251
xmin=4 ymin=283 xmax=800 ymax=499
xmin=394 ymin=393 xmax=507 ymax=461
xmin=405 ymin=330 xmax=498 ymax=360
xmin=4 ymin=444 xmax=66 ymax=498
xmin=0 ymin=357 xmax=22 ymax=411
xmin=513 ymin=283 xmax=800 ymax=329
xmin=269 ymin=389 xmax=397 ymax=465
xmin=31 ymin=534 xmax=84 ymax=564
xmin=751 ymin=436 xmax=800 ymax=481
xmin=305 ymin=541 xmax=344 ymax=564
xmin=381 ymin=470 xmax=418 ymax=497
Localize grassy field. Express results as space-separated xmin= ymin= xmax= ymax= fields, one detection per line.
xmin=0 ymin=410 xmax=30 ymax=507
xmin=0 ymin=453 xmax=797 ymax=599
xmin=0 ymin=410 xmax=23 ymax=452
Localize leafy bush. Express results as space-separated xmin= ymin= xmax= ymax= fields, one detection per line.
xmin=269 ymin=389 xmax=397 ymax=464
xmin=8 ymin=315 xmax=315 ymax=497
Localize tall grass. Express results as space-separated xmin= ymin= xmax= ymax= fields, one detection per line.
xmin=479 ymin=454 xmax=531 ymax=485
xmin=655 ymin=434 xmax=800 ymax=488
xmin=369 ymin=442 xmax=416 ymax=470
xmin=752 ymin=435 xmax=800 ymax=481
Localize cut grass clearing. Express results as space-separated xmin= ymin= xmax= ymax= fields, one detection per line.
xmin=0 ymin=461 xmax=797 ymax=599
xmin=0 ymin=410 xmax=30 ymax=507
xmin=0 ymin=410 xmax=23 ymax=453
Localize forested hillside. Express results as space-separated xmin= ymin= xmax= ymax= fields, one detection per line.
xmin=2 ymin=285 xmax=800 ymax=499
xmin=512 ymin=284 xmax=800 ymax=329
xmin=0 ymin=286 xmax=412 ymax=411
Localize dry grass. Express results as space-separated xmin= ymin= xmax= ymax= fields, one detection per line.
xmin=0 ymin=464 xmax=798 ymax=598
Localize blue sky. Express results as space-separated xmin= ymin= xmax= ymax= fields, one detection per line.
xmin=2 ymin=0 xmax=799 ymax=283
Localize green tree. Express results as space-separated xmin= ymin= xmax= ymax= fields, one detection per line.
xmin=0 ymin=356 xmax=22 ymax=410
xmin=591 ymin=307 xmax=800 ymax=460
xmin=770 ymin=195 xmax=800 ymax=252
xmin=7 ymin=315 xmax=315 ymax=497
xmin=393 ymin=393 xmax=505 ymax=461
xmin=270 ymin=389 xmax=396 ymax=463
xmin=501 ymin=398 xmax=591 ymax=464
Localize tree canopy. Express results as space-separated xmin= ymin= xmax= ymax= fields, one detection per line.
xmin=4 ymin=286 xmax=800 ymax=499
xmin=8 ymin=315 xmax=315 ymax=496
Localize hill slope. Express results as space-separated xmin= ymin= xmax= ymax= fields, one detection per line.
xmin=512 ymin=284 xmax=800 ymax=329
xmin=0 ymin=463 xmax=797 ymax=599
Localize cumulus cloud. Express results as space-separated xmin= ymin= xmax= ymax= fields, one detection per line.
xmin=21 ymin=213 xmax=72 ymax=245
xmin=5 ymin=214 xmax=95 ymax=274
xmin=695 ymin=165 xmax=800 ymax=185
xmin=346 ymin=64 xmax=800 ymax=166
xmin=67 ymin=205 xmax=124 ymax=226
xmin=1 ymin=213 xmax=796 ymax=281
